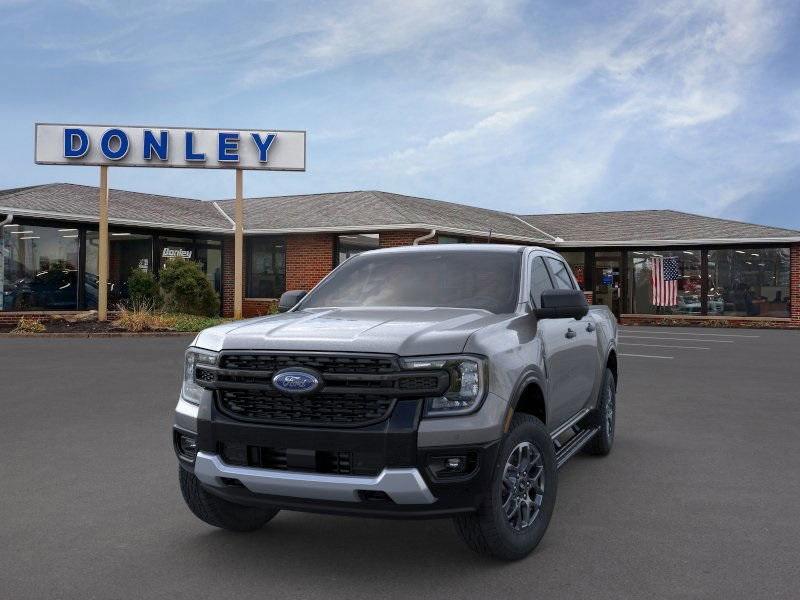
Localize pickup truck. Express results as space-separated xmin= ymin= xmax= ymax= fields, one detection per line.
xmin=174 ymin=244 xmax=618 ymax=560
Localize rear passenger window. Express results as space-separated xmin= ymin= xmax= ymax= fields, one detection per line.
xmin=545 ymin=257 xmax=575 ymax=290
xmin=530 ymin=257 xmax=554 ymax=306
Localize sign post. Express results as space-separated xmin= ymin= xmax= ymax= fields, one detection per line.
xmin=34 ymin=123 xmax=306 ymax=321
xmin=98 ymin=166 xmax=109 ymax=320
xmin=234 ymin=169 xmax=244 ymax=319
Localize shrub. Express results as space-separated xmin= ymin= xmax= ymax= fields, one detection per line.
xmin=127 ymin=269 xmax=162 ymax=308
xmin=159 ymin=259 xmax=220 ymax=317
xmin=113 ymin=301 xmax=171 ymax=332
xmin=11 ymin=316 xmax=46 ymax=334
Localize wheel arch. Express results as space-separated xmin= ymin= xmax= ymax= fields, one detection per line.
xmin=606 ymin=348 xmax=618 ymax=389
xmin=505 ymin=374 xmax=547 ymax=432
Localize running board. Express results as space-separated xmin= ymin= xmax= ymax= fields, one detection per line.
xmin=555 ymin=426 xmax=600 ymax=469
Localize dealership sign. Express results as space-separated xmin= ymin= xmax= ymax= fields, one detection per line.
xmin=34 ymin=123 xmax=306 ymax=171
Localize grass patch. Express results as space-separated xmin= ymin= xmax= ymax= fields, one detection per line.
xmin=162 ymin=313 xmax=230 ymax=332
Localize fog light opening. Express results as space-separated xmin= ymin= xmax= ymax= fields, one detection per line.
xmin=178 ymin=434 xmax=198 ymax=460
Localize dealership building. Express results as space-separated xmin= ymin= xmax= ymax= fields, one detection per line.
xmin=1 ymin=182 xmax=798 ymax=328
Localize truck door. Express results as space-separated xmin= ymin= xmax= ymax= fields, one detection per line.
xmin=532 ymin=256 xmax=599 ymax=428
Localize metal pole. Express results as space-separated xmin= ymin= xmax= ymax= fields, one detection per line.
xmin=98 ymin=166 xmax=109 ymax=321
xmin=234 ymin=169 xmax=244 ymax=320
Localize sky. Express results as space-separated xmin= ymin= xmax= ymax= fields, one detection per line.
xmin=1 ymin=0 xmax=799 ymax=229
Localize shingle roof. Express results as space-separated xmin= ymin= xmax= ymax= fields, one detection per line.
xmin=1 ymin=183 xmax=798 ymax=244
xmin=0 ymin=183 xmax=230 ymax=232
xmin=519 ymin=210 xmax=800 ymax=244
xmin=215 ymin=190 xmax=550 ymax=241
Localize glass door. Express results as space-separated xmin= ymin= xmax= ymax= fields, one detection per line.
xmin=593 ymin=251 xmax=622 ymax=317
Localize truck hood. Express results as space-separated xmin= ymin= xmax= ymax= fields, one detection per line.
xmin=193 ymin=307 xmax=507 ymax=356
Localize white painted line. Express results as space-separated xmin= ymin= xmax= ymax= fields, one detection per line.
xmin=620 ymin=335 xmax=733 ymax=343
xmin=620 ymin=353 xmax=674 ymax=359
xmin=621 ymin=330 xmax=759 ymax=338
xmin=621 ymin=342 xmax=710 ymax=350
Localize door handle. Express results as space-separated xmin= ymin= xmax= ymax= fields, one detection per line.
xmin=586 ymin=322 xmax=596 ymax=333
xmin=565 ymin=328 xmax=576 ymax=339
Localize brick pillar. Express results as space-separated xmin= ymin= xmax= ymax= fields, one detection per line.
xmin=378 ymin=230 xmax=436 ymax=247
xmin=221 ymin=237 xmax=235 ymax=317
xmin=791 ymin=244 xmax=800 ymax=324
xmin=286 ymin=233 xmax=335 ymax=291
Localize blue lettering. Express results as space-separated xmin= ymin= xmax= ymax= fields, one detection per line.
xmin=185 ymin=131 xmax=205 ymax=161
xmin=100 ymin=128 xmax=129 ymax=160
xmin=143 ymin=130 xmax=168 ymax=160
xmin=64 ymin=128 xmax=89 ymax=158
xmin=218 ymin=132 xmax=239 ymax=162
xmin=251 ymin=133 xmax=276 ymax=162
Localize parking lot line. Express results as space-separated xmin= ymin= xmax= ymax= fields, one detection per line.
xmin=619 ymin=353 xmax=674 ymax=359
xmin=620 ymin=335 xmax=734 ymax=343
xmin=622 ymin=330 xmax=759 ymax=338
xmin=621 ymin=342 xmax=710 ymax=350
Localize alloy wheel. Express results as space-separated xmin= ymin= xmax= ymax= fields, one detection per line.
xmin=501 ymin=441 xmax=545 ymax=531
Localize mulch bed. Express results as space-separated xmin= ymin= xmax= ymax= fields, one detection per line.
xmin=0 ymin=317 xmax=180 ymax=335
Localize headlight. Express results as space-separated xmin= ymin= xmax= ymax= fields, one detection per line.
xmin=400 ymin=356 xmax=487 ymax=417
xmin=181 ymin=348 xmax=219 ymax=405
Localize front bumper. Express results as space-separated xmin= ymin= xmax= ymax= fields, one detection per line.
xmin=174 ymin=393 xmax=502 ymax=518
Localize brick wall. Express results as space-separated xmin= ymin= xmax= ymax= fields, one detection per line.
xmin=285 ymin=233 xmax=335 ymax=291
xmin=221 ymin=237 xmax=235 ymax=318
xmin=242 ymin=299 xmax=277 ymax=318
xmin=791 ymin=243 xmax=800 ymax=324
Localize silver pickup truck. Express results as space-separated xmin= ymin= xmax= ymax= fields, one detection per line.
xmin=174 ymin=244 xmax=618 ymax=560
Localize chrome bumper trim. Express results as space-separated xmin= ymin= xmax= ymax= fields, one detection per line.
xmin=194 ymin=452 xmax=436 ymax=505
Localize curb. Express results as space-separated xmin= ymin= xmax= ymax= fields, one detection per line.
xmin=0 ymin=332 xmax=196 ymax=338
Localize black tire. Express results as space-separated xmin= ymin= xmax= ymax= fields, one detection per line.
xmin=179 ymin=468 xmax=279 ymax=532
xmin=453 ymin=414 xmax=557 ymax=561
xmin=585 ymin=368 xmax=615 ymax=456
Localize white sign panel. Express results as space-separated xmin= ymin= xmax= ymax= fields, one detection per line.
xmin=34 ymin=123 xmax=306 ymax=171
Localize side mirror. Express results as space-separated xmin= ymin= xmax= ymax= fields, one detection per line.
xmin=534 ymin=289 xmax=589 ymax=320
xmin=278 ymin=290 xmax=307 ymax=313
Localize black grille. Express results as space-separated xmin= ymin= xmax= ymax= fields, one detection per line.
xmin=219 ymin=442 xmax=372 ymax=475
xmin=218 ymin=389 xmax=395 ymax=427
xmin=220 ymin=353 xmax=397 ymax=374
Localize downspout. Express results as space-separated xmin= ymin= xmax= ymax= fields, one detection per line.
xmin=413 ymin=228 xmax=437 ymax=245
xmin=0 ymin=213 xmax=12 ymax=226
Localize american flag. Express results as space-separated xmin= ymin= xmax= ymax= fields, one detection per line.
xmin=651 ymin=256 xmax=679 ymax=306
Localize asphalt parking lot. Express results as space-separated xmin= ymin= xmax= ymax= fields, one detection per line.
xmin=2 ymin=326 xmax=799 ymax=600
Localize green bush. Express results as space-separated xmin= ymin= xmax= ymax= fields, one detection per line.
xmin=127 ymin=269 xmax=162 ymax=308
xmin=159 ymin=259 xmax=220 ymax=316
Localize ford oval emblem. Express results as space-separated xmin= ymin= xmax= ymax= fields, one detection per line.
xmin=272 ymin=369 xmax=321 ymax=395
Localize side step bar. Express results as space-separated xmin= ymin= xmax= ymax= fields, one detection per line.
xmin=554 ymin=425 xmax=600 ymax=469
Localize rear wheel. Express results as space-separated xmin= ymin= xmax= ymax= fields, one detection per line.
xmin=585 ymin=368 xmax=615 ymax=456
xmin=454 ymin=414 xmax=557 ymax=560
xmin=179 ymin=468 xmax=279 ymax=532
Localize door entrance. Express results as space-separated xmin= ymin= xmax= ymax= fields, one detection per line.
xmin=593 ymin=251 xmax=622 ymax=317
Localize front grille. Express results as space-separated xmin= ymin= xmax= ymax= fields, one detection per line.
xmin=220 ymin=353 xmax=396 ymax=374
xmin=218 ymin=389 xmax=395 ymax=427
xmin=203 ymin=352 xmax=449 ymax=428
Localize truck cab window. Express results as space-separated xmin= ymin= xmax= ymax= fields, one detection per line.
xmin=530 ymin=256 xmax=555 ymax=307
xmin=545 ymin=257 xmax=575 ymax=290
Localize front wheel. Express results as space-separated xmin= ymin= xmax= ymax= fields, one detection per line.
xmin=179 ymin=468 xmax=279 ymax=532
xmin=454 ymin=414 xmax=557 ymax=560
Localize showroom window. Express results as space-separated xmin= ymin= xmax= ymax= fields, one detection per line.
xmin=438 ymin=235 xmax=466 ymax=244
xmin=1 ymin=223 xmax=80 ymax=311
xmin=247 ymin=236 xmax=285 ymax=298
xmin=196 ymin=240 xmax=223 ymax=296
xmin=336 ymin=233 xmax=379 ymax=265
xmin=707 ymin=248 xmax=790 ymax=318
xmin=628 ymin=249 xmax=702 ymax=315
xmin=85 ymin=230 xmax=154 ymax=309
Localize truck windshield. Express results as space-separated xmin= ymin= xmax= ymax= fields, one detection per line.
xmin=298 ymin=250 xmax=521 ymax=314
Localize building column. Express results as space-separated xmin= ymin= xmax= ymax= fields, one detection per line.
xmin=791 ymin=244 xmax=800 ymax=325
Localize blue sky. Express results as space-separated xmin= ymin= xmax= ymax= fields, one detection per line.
xmin=1 ymin=0 xmax=799 ymax=228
